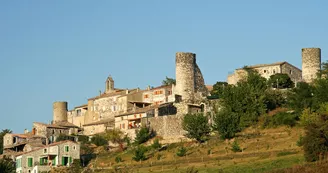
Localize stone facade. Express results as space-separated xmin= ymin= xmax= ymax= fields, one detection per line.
xmin=15 ymin=140 xmax=80 ymax=173
xmin=53 ymin=102 xmax=68 ymax=123
xmin=302 ymin=48 xmax=321 ymax=83
xmin=227 ymin=62 xmax=302 ymax=85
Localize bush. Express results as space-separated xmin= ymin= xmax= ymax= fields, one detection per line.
xmin=182 ymin=113 xmax=211 ymax=143
xmin=91 ymin=135 xmax=107 ymax=146
xmin=262 ymin=112 xmax=298 ymax=128
xmin=176 ymin=146 xmax=187 ymax=157
xmin=115 ymin=156 xmax=122 ymax=163
xmin=303 ymin=114 xmax=328 ymax=162
xmin=135 ymin=127 xmax=151 ymax=144
xmin=78 ymin=135 xmax=90 ymax=144
xmin=300 ymin=108 xmax=319 ymax=127
xmin=231 ymin=141 xmax=242 ymax=152
xmin=0 ymin=156 xmax=15 ymax=173
xmin=186 ymin=166 xmax=199 ymax=173
xmin=132 ymin=145 xmax=147 ymax=161
xmin=213 ymin=109 xmax=240 ymax=139
xmin=151 ymin=138 xmax=161 ymax=150
xmin=296 ymin=134 xmax=304 ymax=147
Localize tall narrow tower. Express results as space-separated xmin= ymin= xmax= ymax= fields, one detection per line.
xmin=53 ymin=101 xmax=68 ymax=124
xmin=175 ymin=52 xmax=196 ymax=103
xmin=105 ymin=75 xmax=114 ymax=93
xmin=302 ymin=48 xmax=321 ymax=83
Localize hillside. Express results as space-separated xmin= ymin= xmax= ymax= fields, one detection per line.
xmin=87 ymin=126 xmax=305 ymax=173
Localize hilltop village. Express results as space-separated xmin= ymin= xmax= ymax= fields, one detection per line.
xmin=1 ymin=48 xmax=322 ymax=172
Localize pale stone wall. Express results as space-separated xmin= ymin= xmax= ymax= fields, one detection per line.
xmin=194 ymin=63 xmax=208 ymax=97
xmin=85 ymin=100 xmax=97 ymax=125
xmin=142 ymin=115 xmax=186 ymax=143
xmin=302 ymin=48 xmax=321 ymax=83
xmin=53 ymin=102 xmax=68 ymax=123
xmin=175 ymin=52 xmax=196 ymax=103
xmin=227 ymin=69 xmax=248 ymax=85
xmin=33 ymin=123 xmax=48 ymax=137
xmin=252 ymin=65 xmax=281 ymax=79
xmin=16 ymin=141 xmax=80 ymax=173
xmin=281 ymin=63 xmax=302 ymax=83
xmin=67 ymin=108 xmax=86 ymax=128
xmin=93 ymin=96 xmax=120 ymax=120
xmin=83 ymin=124 xmax=106 ymax=136
xmin=3 ymin=134 xmax=13 ymax=147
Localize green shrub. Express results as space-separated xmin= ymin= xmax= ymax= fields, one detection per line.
xmin=91 ymin=135 xmax=107 ymax=146
xmin=213 ymin=109 xmax=240 ymax=139
xmin=176 ymin=146 xmax=187 ymax=157
xmin=132 ymin=146 xmax=147 ymax=161
xmin=299 ymin=108 xmax=319 ymax=127
xmin=0 ymin=156 xmax=15 ymax=173
xmin=115 ymin=156 xmax=122 ymax=163
xmin=296 ymin=134 xmax=304 ymax=147
xmin=151 ymin=138 xmax=161 ymax=150
xmin=277 ymin=151 xmax=297 ymax=157
xmin=134 ymin=127 xmax=151 ymax=144
xmin=231 ymin=141 xmax=242 ymax=152
xmin=182 ymin=113 xmax=211 ymax=143
xmin=78 ymin=135 xmax=90 ymax=144
xmin=263 ymin=112 xmax=298 ymax=128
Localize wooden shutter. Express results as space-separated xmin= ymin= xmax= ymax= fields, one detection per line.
xmin=40 ymin=158 xmax=43 ymax=165
xmin=62 ymin=156 xmax=65 ymax=166
xmin=69 ymin=157 xmax=72 ymax=163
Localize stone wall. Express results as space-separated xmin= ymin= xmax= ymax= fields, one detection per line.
xmin=175 ymin=52 xmax=196 ymax=103
xmin=142 ymin=115 xmax=186 ymax=143
xmin=302 ymin=48 xmax=321 ymax=83
xmin=83 ymin=124 xmax=106 ymax=136
xmin=53 ymin=102 xmax=68 ymax=123
xmin=194 ymin=63 xmax=208 ymax=97
xmin=281 ymin=63 xmax=302 ymax=83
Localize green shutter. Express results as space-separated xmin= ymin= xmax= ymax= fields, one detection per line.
xmin=69 ymin=157 xmax=72 ymax=164
xmin=40 ymin=158 xmax=43 ymax=165
xmin=52 ymin=157 xmax=56 ymax=166
xmin=28 ymin=158 xmax=33 ymax=167
xmin=62 ymin=156 xmax=65 ymax=166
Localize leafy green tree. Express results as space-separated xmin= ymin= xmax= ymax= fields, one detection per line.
xmin=132 ymin=145 xmax=147 ymax=161
xmin=151 ymin=138 xmax=161 ymax=150
xmin=182 ymin=113 xmax=211 ymax=143
xmin=264 ymin=89 xmax=286 ymax=111
xmin=287 ymin=82 xmax=314 ymax=114
xmin=0 ymin=129 xmax=12 ymax=154
xmin=102 ymin=129 xmax=125 ymax=150
xmin=210 ymin=81 xmax=228 ymax=98
xmin=68 ymin=159 xmax=82 ymax=173
xmin=303 ymin=114 xmax=328 ymax=162
xmin=77 ymin=135 xmax=90 ymax=144
xmin=212 ymin=108 xmax=240 ymax=139
xmin=162 ymin=76 xmax=176 ymax=85
xmin=299 ymin=108 xmax=319 ymax=127
xmin=312 ymin=78 xmax=328 ymax=110
xmin=90 ymin=135 xmax=107 ymax=146
xmin=268 ymin=73 xmax=294 ymax=89
xmin=134 ymin=127 xmax=151 ymax=144
xmin=231 ymin=141 xmax=242 ymax=152
xmin=0 ymin=156 xmax=15 ymax=173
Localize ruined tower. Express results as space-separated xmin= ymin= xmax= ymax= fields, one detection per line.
xmin=53 ymin=101 xmax=68 ymax=124
xmin=302 ymin=48 xmax=321 ymax=83
xmin=175 ymin=52 xmax=196 ymax=103
xmin=105 ymin=75 xmax=114 ymax=93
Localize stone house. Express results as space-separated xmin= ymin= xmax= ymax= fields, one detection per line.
xmin=15 ymin=140 xmax=80 ymax=173
xmin=227 ymin=61 xmax=302 ymax=85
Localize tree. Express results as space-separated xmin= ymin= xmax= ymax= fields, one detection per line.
xmin=287 ymin=82 xmax=314 ymax=114
xmin=134 ymin=127 xmax=151 ymax=145
xmin=0 ymin=156 xmax=15 ymax=173
xmin=212 ymin=108 xmax=240 ymax=139
xmin=0 ymin=129 xmax=12 ymax=154
xmin=132 ymin=145 xmax=147 ymax=161
xmin=182 ymin=113 xmax=211 ymax=143
xmin=162 ymin=76 xmax=176 ymax=85
xmin=210 ymin=81 xmax=228 ymax=98
xmin=102 ymin=129 xmax=125 ymax=151
xmin=90 ymin=135 xmax=107 ymax=146
xmin=268 ymin=73 xmax=294 ymax=89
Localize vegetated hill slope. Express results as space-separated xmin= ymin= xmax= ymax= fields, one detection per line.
xmin=89 ymin=126 xmax=305 ymax=173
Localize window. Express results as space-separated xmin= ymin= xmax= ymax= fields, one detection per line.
xmin=76 ymin=109 xmax=81 ymax=116
xmin=139 ymin=114 xmax=142 ymax=118
xmin=73 ymin=146 xmax=76 ymax=150
xmin=264 ymin=70 xmax=267 ymax=73
xmin=123 ymin=124 xmax=125 ymax=129
xmin=168 ymin=90 xmax=172 ymax=95
xmin=65 ymin=145 xmax=69 ymax=152
xmin=43 ymin=149 xmax=47 ymax=154
xmin=16 ymin=158 xmax=21 ymax=168
xmin=144 ymin=94 xmax=149 ymax=99
xmin=273 ymin=69 xmax=276 ymax=74
xmin=290 ymin=70 xmax=292 ymax=74
xmin=27 ymin=157 xmax=33 ymax=167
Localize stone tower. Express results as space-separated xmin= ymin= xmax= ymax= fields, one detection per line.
xmin=53 ymin=101 xmax=68 ymax=124
xmin=105 ymin=75 xmax=114 ymax=93
xmin=175 ymin=52 xmax=196 ymax=103
xmin=302 ymin=48 xmax=321 ymax=83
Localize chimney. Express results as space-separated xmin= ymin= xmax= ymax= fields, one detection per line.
xmin=147 ymin=85 xmax=150 ymax=90
xmin=126 ymin=90 xmax=129 ymax=94
xmin=137 ymin=87 xmax=140 ymax=92
xmin=24 ymin=129 xmax=29 ymax=134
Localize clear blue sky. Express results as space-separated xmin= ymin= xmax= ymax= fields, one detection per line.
xmin=0 ymin=1 xmax=327 ymax=133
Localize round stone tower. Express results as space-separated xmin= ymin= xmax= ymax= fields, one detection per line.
xmin=175 ymin=52 xmax=196 ymax=103
xmin=53 ymin=101 xmax=68 ymax=124
xmin=302 ymin=48 xmax=321 ymax=83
